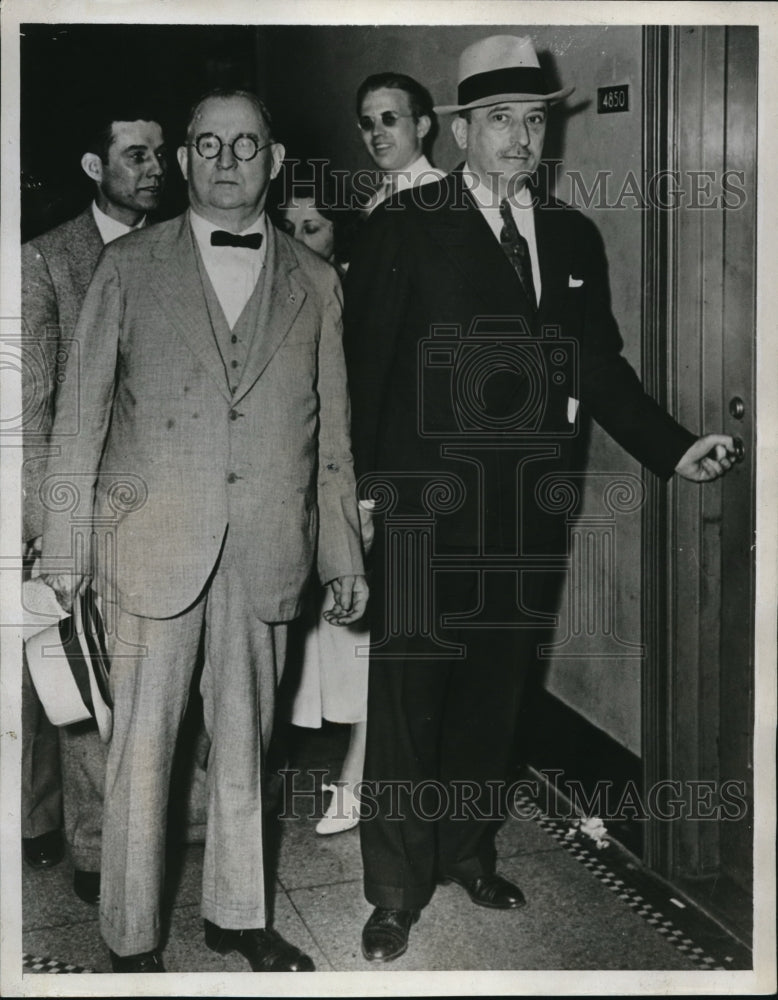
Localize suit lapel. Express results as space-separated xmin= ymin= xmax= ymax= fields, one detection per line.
xmin=147 ymin=214 xmax=233 ymax=400
xmin=422 ymin=170 xmax=536 ymax=318
xmin=232 ymin=224 xmax=306 ymax=404
xmin=69 ymin=210 xmax=105 ymax=298
xmin=533 ymin=199 xmax=568 ymax=316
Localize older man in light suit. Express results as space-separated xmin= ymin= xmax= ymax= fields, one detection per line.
xmin=21 ymin=108 xmax=167 ymax=896
xmin=41 ymin=88 xmax=367 ymax=973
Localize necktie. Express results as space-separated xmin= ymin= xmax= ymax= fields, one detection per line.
xmin=210 ymin=230 xmax=263 ymax=250
xmin=498 ymin=198 xmax=537 ymax=312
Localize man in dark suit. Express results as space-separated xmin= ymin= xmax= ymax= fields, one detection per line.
xmin=41 ymin=88 xmax=367 ymax=973
xmin=21 ymin=107 xmax=167 ymax=898
xmin=344 ymin=34 xmax=737 ymax=962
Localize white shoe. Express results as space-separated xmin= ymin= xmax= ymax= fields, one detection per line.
xmin=316 ymin=783 xmax=360 ymax=836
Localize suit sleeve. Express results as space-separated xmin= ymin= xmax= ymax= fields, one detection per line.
xmin=574 ymin=213 xmax=696 ymax=479
xmin=315 ymin=270 xmax=365 ymax=584
xmin=21 ymin=241 xmax=62 ymax=542
xmin=343 ymin=207 xmax=410 ymax=491
xmin=40 ymin=250 xmax=122 ymax=575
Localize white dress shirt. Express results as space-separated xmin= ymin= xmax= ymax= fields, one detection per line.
xmin=91 ymin=201 xmax=145 ymax=244
xmin=367 ymin=154 xmax=447 ymax=214
xmin=463 ymin=165 xmax=542 ymax=302
xmin=463 ymin=166 xmax=579 ymax=421
xmin=188 ymin=210 xmax=267 ymax=328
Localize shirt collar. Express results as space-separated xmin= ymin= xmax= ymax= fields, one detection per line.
xmin=91 ymin=201 xmax=145 ymax=244
xmin=188 ymin=208 xmax=267 ymax=246
xmin=383 ymin=154 xmax=435 ymax=194
xmin=462 ymin=164 xmax=534 ymax=212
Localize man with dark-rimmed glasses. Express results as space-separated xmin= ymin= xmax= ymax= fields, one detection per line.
xmin=41 ymin=87 xmax=367 ymax=973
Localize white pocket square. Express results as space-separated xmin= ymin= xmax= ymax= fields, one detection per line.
xmin=568 ymin=275 xmax=584 ymax=288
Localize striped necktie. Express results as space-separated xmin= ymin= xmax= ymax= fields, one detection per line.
xmin=499 ymin=198 xmax=537 ymax=312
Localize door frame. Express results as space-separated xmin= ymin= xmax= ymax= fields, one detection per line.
xmin=641 ymin=23 xmax=674 ymax=878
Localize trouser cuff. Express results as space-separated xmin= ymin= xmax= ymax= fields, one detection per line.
xmin=364 ymin=879 xmax=432 ymax=911
xmin=201 ymin=898 xmax=266 ymax=930
xmin=70 ymin=845 xmax=101 ymax=871
xmin=439 ymin=856 xmax=491 ymax=883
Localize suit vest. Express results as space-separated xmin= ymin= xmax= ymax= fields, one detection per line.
xmin=194 ymin=244 xmax=269 ymax=395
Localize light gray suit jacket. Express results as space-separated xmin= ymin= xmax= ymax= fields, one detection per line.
xmin=22 ymin=208 xmax=104 ymax=540
xmin=42 ymin=212 xmax=363 ymax=622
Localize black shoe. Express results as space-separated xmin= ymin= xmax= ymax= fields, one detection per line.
xmin=361 ymin=907 xmax=420 ymax=962
xmin=109 ymin=949 xmax=164 ymax=972
xmin=22 ymin=830 xmax=64 ymax=870
xmin=442 ymin=872 xmax=526 ymax=910
xmin=204 ymin=920 xmax=315 ymax=971
xmin=73 ymin=869 xmax=100 ymax=905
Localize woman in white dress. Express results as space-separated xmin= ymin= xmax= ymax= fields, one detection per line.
xmin=277 ymin=178 xmax=369 ymax=834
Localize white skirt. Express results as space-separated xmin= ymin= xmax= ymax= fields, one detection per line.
xmin=288 ymin=587 xmax=370 ymax=728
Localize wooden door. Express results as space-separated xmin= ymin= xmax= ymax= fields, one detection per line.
xmin=642 ymin=24 xmax=756 ymax=944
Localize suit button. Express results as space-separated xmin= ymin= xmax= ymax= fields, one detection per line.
xmin=229 ymin=409 xmax=239 ymax=421
xmin=231 ymin=335 xmax=238 ymax=344
xmin=231 ymin=359 xmax=239 ymax=369
xmin=227 ymin=472 xmax=237 ymax=484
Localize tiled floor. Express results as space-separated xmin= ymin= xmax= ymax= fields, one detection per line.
xmin=21 ymin=723 xmax=750 ymax=977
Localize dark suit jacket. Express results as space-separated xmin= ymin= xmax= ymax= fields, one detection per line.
xmin=21 ymin=209 xmax=104 ymax=540
xmin=344 ymin=168 xmax=696 ymax=554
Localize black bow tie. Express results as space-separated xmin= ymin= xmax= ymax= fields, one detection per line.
xmin=210 ymin=230 xmax=263 ymax=250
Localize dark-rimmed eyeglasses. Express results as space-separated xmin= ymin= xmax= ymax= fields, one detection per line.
xmin=189 ymin=133 xmax=274 ymax=161
xmin=357 ymin=112 xmax=414 ymax=133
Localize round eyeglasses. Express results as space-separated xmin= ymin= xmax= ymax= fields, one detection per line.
xmin=190 ymin=133 xmax=274 ymax=161
xmin=357 ymin=112 xmax=415 ymax=133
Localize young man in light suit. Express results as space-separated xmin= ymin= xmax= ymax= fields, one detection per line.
xmin=21 ymin=108 xmax=166 ymax=899
xmin=40 ymin=88 xmax=367 ymax=973
xmin=344 ymin=35 xmax=737 ymax=962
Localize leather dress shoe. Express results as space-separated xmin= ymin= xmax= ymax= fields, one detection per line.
xmin=73 ymin=869 xmax=100 ymax=905
xmin=109 ymin=948 xmax=164 ymax=972
xmin=361 ymin=907 xmax=419 ymax=962
xmin=22 ymin=830 xmax=64 ymax=870
xmin=204 ymin=920 xmax=315 ymax=971
xmin=442 ymin=872 xmax=526 ymax=910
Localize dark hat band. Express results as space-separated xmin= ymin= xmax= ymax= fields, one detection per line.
xmin=58 ymin=614 xmax=95 ymax=718
xmin=80 ymin=590 xmax=112 ymax=710
xmin=459 ymin=66 xmax=550 ymax=106
xmin=56 ymin=591 xmax=113 ymax=723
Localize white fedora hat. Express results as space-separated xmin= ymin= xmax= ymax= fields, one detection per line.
xmin=22 ymin=575 xmax=67 ymax=641
xmin=435 ymin=35 xmax=574 ymax=114
xmin=25 ymin=588 xmax=113 ymax=743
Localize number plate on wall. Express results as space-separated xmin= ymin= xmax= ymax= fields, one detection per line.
xmin=597 ymin=84 xmax=630 ymax=114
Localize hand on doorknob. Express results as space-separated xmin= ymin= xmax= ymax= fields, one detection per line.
xmin=674 ymin=434 xmax=740 ymax=482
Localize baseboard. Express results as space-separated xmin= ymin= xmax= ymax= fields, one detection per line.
xmin=515 ymin=687 xmax=643 ymax=855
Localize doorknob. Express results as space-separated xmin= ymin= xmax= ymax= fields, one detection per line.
xmin=729 ymin=396 xmax=745 ymax=419
xmin=732 ymin=436 xmax=745 ymax=463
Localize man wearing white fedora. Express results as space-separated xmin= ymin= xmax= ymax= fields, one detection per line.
xmin=344 ymin=34 xmax=737 ymax=962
